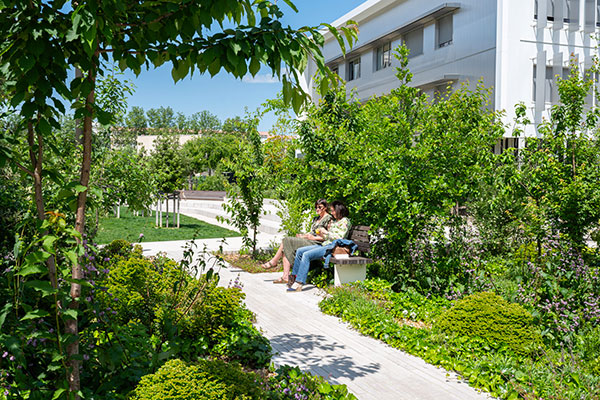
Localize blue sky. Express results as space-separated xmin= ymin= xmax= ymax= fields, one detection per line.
xmin=122 ymin=0 xmax=366 ymax=131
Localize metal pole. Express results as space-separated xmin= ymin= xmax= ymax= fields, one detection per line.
xmin=166 ymin=196 xmax=169 ymax=228
xmin=159 ymin=197 xmax=163 ymax=227
xmin=177 ymin=196 xmax=180 ymax=228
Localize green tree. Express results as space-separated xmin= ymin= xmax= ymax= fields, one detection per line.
xmin=183 ymin=133 xmax=239 ymax=177
xmin=147 ymin=106 xmax=175 ymax=129
xmin=175 ymin=112 xmax=188 ymax=130
xmin=149 ymin=133 xmax=187 ymax=193
xmin=222 ymin=115 xmax=250 ymax=134
xmin=511 ymin=58 xmax=600 ymax=249
xmin=281 ymin=46 xmax=504 ymax=289
xmin=0 ymin=1 xmax=357 ymax=396
xmin=125 ymin=106 xmax=149 ymax=135
xmin=189 ymin=110 xmax=221 ymax=133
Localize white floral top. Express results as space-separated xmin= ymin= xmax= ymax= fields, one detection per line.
xmin=321 ymin=217 xmax=352 ymax=245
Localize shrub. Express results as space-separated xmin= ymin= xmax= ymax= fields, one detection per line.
xmin=435 ymin=292 xmax=542 ymax=355
xmin=133 ymin=358 xmax=267 ymax=400
xmin=132 ymin=359 xmax=229 ymax=400
xmin=100 ymin=239 xmax=134 ymax=260
xmin=212 ymin=320 xmax=272 ymax=369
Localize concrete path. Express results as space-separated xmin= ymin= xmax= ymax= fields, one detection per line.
xmin=141 ymin=237 xmax=492 ymax=400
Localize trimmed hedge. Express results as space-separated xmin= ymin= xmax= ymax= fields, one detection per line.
xmin=435 ymin=291 xmax=542 ymax=355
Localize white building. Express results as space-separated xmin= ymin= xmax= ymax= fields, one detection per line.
xmin=302 ymin=0 xmax=600 ymax=145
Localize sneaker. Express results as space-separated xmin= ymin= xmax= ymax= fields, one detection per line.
xmin=286 ymin=282 xmax=303 ymax=292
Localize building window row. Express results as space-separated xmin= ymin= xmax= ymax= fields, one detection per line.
xmin=330 ymin=12 xmax=454 ymax=81
xmin=534 ymin=0 xmax=600 ymax=27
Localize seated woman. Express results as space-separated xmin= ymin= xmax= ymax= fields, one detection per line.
xmin=287 ymin=200 xmax=351 ymax=291
xmin=261 ymin=199 xmax=332 ymax=284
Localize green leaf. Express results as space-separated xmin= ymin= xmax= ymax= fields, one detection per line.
xmin=52 ymin=388 xmax=66 ymax=400
xmin=25 ymin=280 xmax=58 ymax=296
xmin=21 ymin=309 xmax=51 ymax=321
xmin=62 ymin=309 xmax=78 ymax=320
xmin=17 ymin=263 xmax=47 ymax=277
xmin=292 ymin=89 xmax=303 ymax=114
xmin=42 ymin=235 xmax=58 ymax=253
xmin=318 ymin=383 xmax=332 ymax=394
xmin=249 ymin=57 xmax=260 ymax=76
xmin=0 ymin=302 xmax=12 ymax=330
xmin=64 ymin=250 xmax=78 ymax=267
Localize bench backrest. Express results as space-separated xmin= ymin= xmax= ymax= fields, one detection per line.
xmin=348 ymin=225 xmax=370 ymax=253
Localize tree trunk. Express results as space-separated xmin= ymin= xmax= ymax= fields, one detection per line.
xmin=27 ymin=121 xmax=58 ymax=289
xmin=68 ymin=62 xmax=97 ymax=399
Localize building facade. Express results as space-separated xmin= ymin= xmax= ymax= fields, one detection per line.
xmin=302 ymin=0 xmax=600 ymax=142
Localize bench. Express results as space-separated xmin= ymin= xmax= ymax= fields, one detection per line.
xmin=179 ymin=190 xmax=226 ymax=201
xmin=329 ymin=225 xmax=373 ymax=286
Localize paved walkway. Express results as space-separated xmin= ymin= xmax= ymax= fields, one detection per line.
xmin=141 ymin=238 xmax=492 ymax=400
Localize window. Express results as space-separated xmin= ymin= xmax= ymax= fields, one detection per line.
xmin=437 ymin=14 xmax=453 ymax=48
xmin=597 ymin=0 xmax=600 ymax=26
xmin=375 ymin=42 xmax=392 ymax=71
xmin=403 ymin=28 xmax=423 ymax=58
xmin=348 ymin=57 xmax=361 ymax=81
xmin=330 ymin=65 xmax=339 ymax=75
xmin=535 ymin=0 xmax=538 ymax=19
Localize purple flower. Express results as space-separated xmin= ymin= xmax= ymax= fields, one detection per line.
xmin=9 ymin=355 xmax=14 ymax=361
xmin=1 ymin=352 xmax=7 ymax=358
xmin=83 ymin=354 xmax=89 ymax=361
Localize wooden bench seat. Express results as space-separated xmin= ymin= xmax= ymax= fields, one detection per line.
xmin=329 ymin=225 xmax=373 ymax=286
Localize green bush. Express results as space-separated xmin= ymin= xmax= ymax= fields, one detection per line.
xmin=435 ymin=292 xmax=542 ymax=355
xmin=212 ymin=320 xmax=272 ymax=369
xmin=133 ymin=358 xmax=267 ymax=400
xmin=100 ymin=239 xmax=134 ymax=260
xmin=132 ymin=359 xmax=230 ymax=400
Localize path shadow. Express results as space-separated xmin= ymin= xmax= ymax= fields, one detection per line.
xmin=269 ymin=333 xmax=380 ymax=383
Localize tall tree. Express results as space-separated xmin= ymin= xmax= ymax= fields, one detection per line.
xmin=124 ymin=106 xmax=148 ymax=135
xmin=146 ymin=106 xmax=175 ymax=129
xmin=189 ymin=110 xmax=221 ymax=132
xmin=0 ymin=3 xmax=356 ymax=394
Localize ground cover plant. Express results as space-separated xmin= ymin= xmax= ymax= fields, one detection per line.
xmin=320 ymin=279 xmax=600 ymax=399
xmin=95 ymin=206 xmax=239 ymax=244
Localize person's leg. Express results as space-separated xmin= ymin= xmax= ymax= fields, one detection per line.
xmin=291 ymin=244 xmax=320 ymax=276
xmin=282 ymin=255 xmax=291 ymax=280
xmin=263 ymin=242 xmax=284 ymax=268
xmin=295 ymin=245 xmax=328 ymax=284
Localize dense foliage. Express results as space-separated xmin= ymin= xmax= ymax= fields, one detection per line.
xmin=320 ymin=279 xmax=600 ymax=399
xmin=133 ymin=359 xmax=357 ymax=400
xmin=435 ymin=292 xmax=542 ymax=356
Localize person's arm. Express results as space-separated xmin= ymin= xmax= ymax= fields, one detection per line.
xmin=324 ymin=218 xmax=351 ymax=241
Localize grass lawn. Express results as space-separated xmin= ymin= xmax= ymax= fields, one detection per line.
xmin=95 ymin=207 xmax=239 ymax=244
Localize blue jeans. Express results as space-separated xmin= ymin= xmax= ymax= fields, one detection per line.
xmin=292 ymin=244 xmax=328 ymax=284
